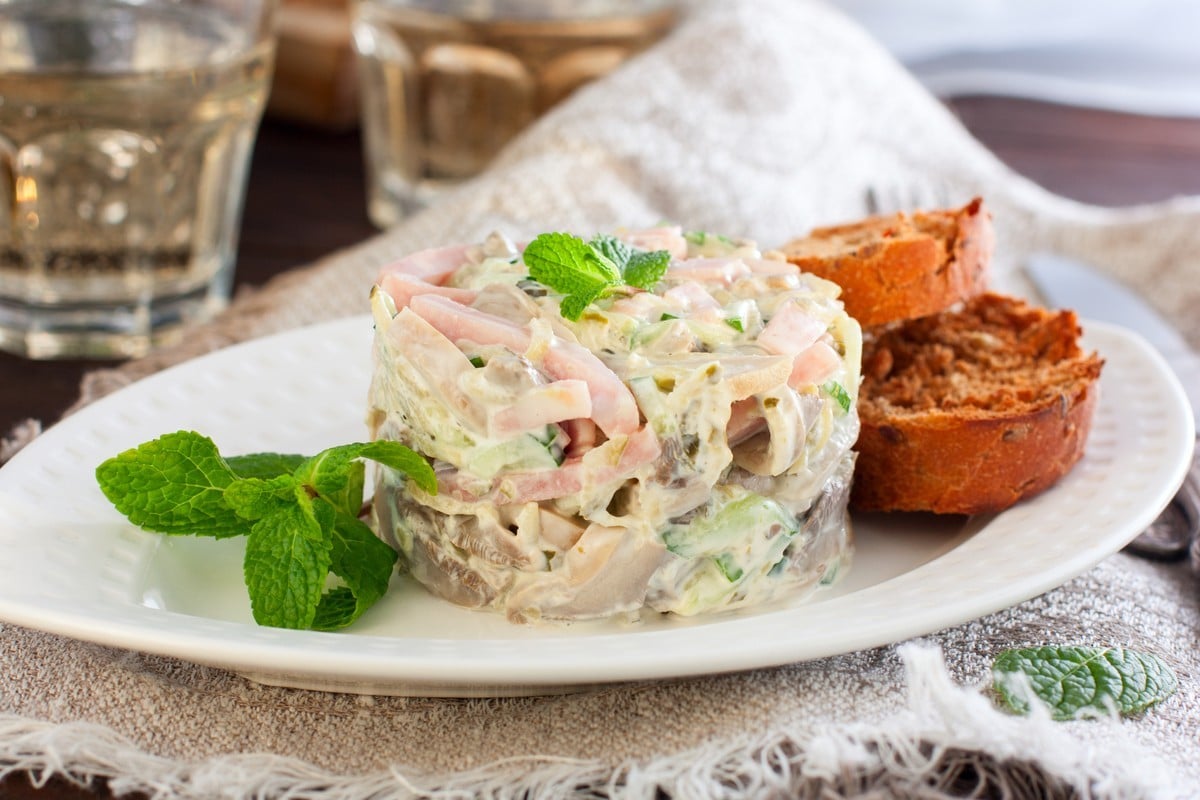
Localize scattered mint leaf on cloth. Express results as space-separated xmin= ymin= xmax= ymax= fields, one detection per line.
xmin=524 ymin=232 xmax=670 ymax=320
xmin=992 ymin=645 xmax=1178 ymax=720
xmin=96 ymin=431 xmax=434 ymax=630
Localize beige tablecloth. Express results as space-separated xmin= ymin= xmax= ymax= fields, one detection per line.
xmin=2 ymin=1 xmax=1199 ymax=797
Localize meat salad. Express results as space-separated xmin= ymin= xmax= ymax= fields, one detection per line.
xmin=367 ymin=226 xmax=862 ymax=623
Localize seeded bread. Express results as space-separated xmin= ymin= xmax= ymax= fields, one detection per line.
xmin=851 ymin=293 xmax=1104 ymax=515
xmin=782 ymin=197 xmax=993 ymax=327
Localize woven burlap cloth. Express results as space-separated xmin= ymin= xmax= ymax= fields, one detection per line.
xmin=2 ymin=1 xmax=1199 ymax=797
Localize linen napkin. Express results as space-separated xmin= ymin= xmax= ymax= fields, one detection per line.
xmin=2 ymin=1 xmax=1199 ymax=797
xmin=829 ymin=0 xmax=1200 ymax=117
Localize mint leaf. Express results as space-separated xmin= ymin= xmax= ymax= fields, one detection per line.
xmin=312 ymin=587 xmax=359 ymax=631
xmin=559 ymin=286 xmax=608 ymax=321
xmin=591 ymin=234 xmax=668 ymax=290
xmin=226 ymin=452 xmax=306 ymax=480
xmin=524 ymin=232 xmax=620 ymax=296
xmin=525 ymin=232 xmax=670 ymax=319
xmin=243 ymin=495 xmax=334 ymax=629
xmin=589 ymin=234 xmax=635 ymax=271
xmin=99 ymin=432 xmax=429 ymax=632
xmin=992 ymin=646 xmax=1178 ymax=720
xmin=294 ymin=440 xmax=434 ymax=505
xmin=95 ymin=431 xmax=246 ymax=538
xmin=295 ymin=446 xmax=368 ymax=516
xmin=224 ymin=474 xmax=299 ymax=520
xmin=621 ymin=249 xmax=670 ymax=290
xmin=310 ymin=511 xmax=398 ymax=630
xmin=355 ymin=440 xmax=437 ymax=495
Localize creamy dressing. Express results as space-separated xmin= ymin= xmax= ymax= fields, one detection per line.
xmin=368 ymin=228 xmax=861 ymax=623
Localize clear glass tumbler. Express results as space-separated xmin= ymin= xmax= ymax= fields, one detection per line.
xmin=0 ymin=0 xmax=278 ymax=359
xmin=351 ymin=0 xmax=679 ymax=229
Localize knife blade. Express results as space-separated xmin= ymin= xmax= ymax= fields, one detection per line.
xmin=1024 ymin=252 xmax=1200 ymax=421
xmin=1026 ymin=252 xmax=1200 ymax=561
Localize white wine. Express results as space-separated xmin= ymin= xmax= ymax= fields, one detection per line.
xmin=0 ymin=0 xmax=274 ymax=358
xmin=353 ymin=0 xmax=677 ymax=228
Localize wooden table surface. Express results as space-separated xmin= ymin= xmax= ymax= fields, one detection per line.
xmin=1 ymin=96 xmax=1199 ymax=798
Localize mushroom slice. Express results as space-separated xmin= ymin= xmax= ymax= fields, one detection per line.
xmin=507 ymin=525 xmax=666 ymax=620
xmin=731 ymin=386 xmax=807 ymax=476
xmin=445 ymin=508 xmax=543 ymax=570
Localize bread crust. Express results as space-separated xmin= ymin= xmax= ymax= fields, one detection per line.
xmin=782 ymin=197 xmax=993 ymax=327
xmin=851 ymin=293 xmax=1104 ymax=515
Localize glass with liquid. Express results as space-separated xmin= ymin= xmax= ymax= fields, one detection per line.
xmin=351 ymin=0 xmax=679 ymax=228
xmin=0 ymin=0 xmax=277 ymax=359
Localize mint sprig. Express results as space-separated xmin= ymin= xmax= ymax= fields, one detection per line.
xmin=523 ymin=232 xmax=670 ymax=320
xmin=992 ymin=645 xmax=1178 ymax=720
xmin=96 ymin=431 xmax=436 ymax=631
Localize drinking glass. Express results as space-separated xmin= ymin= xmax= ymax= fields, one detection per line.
xmin=0 ymin=0 xmax=278 ymax=359
xmin=351 ymin=0 xmax=679 ymax=228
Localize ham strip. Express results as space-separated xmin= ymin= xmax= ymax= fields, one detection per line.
xmin=410 ymin=294 xmax=640 ymax=437
xmin=377 ymin=243 xmax=475 ymax=286
xmin=380 ymin=273 xmax=478 ymax=310
xmin=441 ymin=425 xmax=661 ymax=503
xmin=488 ymin=380 xmax=592 ymax=437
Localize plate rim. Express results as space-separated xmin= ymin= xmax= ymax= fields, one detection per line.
xmin=0 ymin=315 xmax=1192 ymax=694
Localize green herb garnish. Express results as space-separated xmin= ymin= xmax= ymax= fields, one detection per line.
xmin=523 ymin=232 xmax=670 ymax=320
xmin=683 ymin=230 xmax=734 ymax=247
xmin=824 ymin=380 xmax=852 ymax=413
xmin=96 ymin=431 xmax=435 ymax=631
xmin=992 ymin=646 xmax=1178 ymax=720
xmin=724 ymin=318 xmax=745 ymax=332
xmin=660 ymin=313 xmax=679 ymax=321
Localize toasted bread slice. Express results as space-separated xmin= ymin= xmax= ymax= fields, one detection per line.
xmin=782 ymin=197 xmax=993 ymax=327
xmin=851 ymin=293 xmax=1104 ymax=515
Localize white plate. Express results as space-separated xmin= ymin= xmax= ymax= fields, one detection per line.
xmin=0 ymin=317 xmax=1192 ymax=696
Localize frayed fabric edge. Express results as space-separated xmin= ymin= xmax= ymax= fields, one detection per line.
xmin=0 ymin=644 xmax=1183 ymax=800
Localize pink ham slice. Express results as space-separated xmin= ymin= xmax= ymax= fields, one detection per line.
xmin=441 ymin=424 xmax=661 ymax=504
xmin=758 ymin=302 xmax=840 ymax=388
xmin=488 ymin=380 xmax=592 ymax=437
xmin=380 ymin=273 xmax=478 ymax=310
xmin=787 ymin=340 xmax=841 ymax=387
xmin=620 ymin=226 xmax=688 ymax=260
xmin=662 ymin=281 xmax=723 ymax=322
xmin=727 ymin=397 xmax=764 ymax=446
xmin=665 ymin=257 xmax=751 ymax=285
xmin=758 ymin=302 xmax=825 ymax=355
xmin=409 ymin=294 xmax=640 ymax=438
xmin=377 ymin=243 xmax=475 ymax=286
xmin=745 ymin=258 xmax=800 ymax=277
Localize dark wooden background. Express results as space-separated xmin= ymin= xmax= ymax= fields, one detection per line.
xmin=1 ymin=96 xmax=1200 ymax=797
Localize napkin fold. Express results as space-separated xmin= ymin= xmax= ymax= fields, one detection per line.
xmin=2 ymin=1 xmax=1199 ymax=797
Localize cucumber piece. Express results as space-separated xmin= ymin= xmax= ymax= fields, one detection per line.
xmin=662 ymin=491 xmax=797 ymax=558
xmin=465 ymin=428 xmax=563 ymax=478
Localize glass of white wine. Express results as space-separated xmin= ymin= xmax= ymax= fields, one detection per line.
xmin=0 ymin=0 xmax=278 ymax=359
xmin=351 ymin=0 xmax=679 ymax=229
